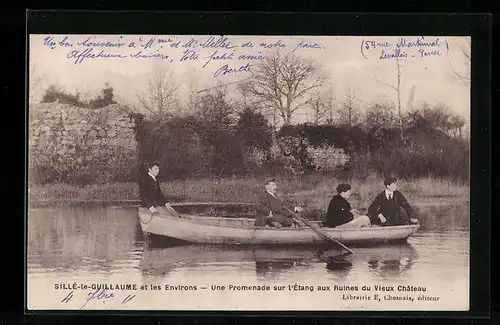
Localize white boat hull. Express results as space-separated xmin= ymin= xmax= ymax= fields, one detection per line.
xmin=137 ymin=207 xmax=419 ymax=245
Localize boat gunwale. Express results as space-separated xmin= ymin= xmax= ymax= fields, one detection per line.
xmin=139 ymin=209 xmax=420 ymax=232
xmin=170 ymin=201 xmax=257 ymax=207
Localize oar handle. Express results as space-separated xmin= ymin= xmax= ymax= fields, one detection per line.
xmin=165 ymin=204 xmax=181 ymax=218
xmin=285 ymin=208 xmax=354 ymax=255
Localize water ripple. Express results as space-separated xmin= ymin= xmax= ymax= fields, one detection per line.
xmin=27 ymin=206 xmax=470 ymax=286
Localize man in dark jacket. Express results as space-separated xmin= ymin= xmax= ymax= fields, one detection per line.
xmin=367 ymin=177 xmax=418 ymax=226
xmin=254 ymin=178 xmax=303 ymax=227
xmin=325 ymin=183 xmax=371 ymax=228
xmin=138 ymin=160 xmax=179 ymax=217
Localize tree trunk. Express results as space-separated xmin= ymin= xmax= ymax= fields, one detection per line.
xmin=397 ymin=59 xmax=404 ymax=141
xmin=348 ymin=105 xmax=352 ymax=126
xmin=284 ymin=107 xmax=291 ymax=125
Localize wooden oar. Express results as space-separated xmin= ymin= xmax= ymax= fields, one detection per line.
xmin=288 ymin=209 xmax=354 ymax=255
xmin=164 ymin=204 xmax=181 ymax=218
xmin=149 ymin=204 xmax=181 ymax=219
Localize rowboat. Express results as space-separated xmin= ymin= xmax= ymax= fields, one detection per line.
xmin=137 ymin=202 xmax=420 ymax=246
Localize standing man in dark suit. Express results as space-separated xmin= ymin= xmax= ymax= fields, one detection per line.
xmin=325 ymin=183 xmax=371 ymax=228
xmin=367 ymin=177 xmax=418 ymax=226
xmin=138 ymin=160 xmax=179 ymax=217
xmin=254 ymin=178 xmax=303 ymax=227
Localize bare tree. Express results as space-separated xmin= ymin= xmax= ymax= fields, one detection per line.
xmin=137 ymin=66 xmax=179 ymax=118
xmin=320 ymin=86 xmax=337 ymax=125
xmin=29 ymin=64 xmax=47 ymax=104
xmin=197 ymin=86 xmax=235 ymax=130
xmin=235 ymin=90 xmax=279 ymax=130
xmin=338 ymin=87 xmax=360 ymax=126
xmin=307 ymin=92 xmax=329 ymax=125
xmin=239 ymin=50 xmax=324 ymax=125
xmin=429 ymin=104 xmax=466 ymax=139
xmin=324 ymin=96 xmax=336 ymax=125
xmin=407 ymin=84 xmax=416 ymax=111
xmin=184 ymin=65 xmax=203 ymax=116
xmin=448 ymin=115 xmax=466 ymax=139
xmin=449 ymin=38 xmax=471 ymax=87
xmin=409 ymin=102 xmax=466 ymax=139
xmin=374 ymin=57 xmax=404 ymax=140
xmin=364 ymin=100 xmax=398 ymax=130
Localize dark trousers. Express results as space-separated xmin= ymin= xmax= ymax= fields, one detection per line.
xmin=281 ymin=216 xmax=294 ymax=227
xmin=266 ymin=216 xmax=294 ymax=227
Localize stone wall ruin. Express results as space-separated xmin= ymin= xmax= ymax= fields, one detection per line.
xmin=28 ymin=103 xmax=139 ymax=184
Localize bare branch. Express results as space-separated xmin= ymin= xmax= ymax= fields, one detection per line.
xmin=242 ymin=50 xmax=323 ymax=125
xmin=373 ymin=59 xmax=405 ymax=139
xmin=337 ymin=87 xmax=361 ymax=126
xmin=448 ymin=60 xmax=470 ymax=87
xmin=448 ymin=38 xmax=471 ymax=87
xmin=374 ymin=76 xmax=398 ymax=92
xmin=307 ymin=92 xmax=330 ymax=124
xmin=137 ymin=66 xmax=180 ymax=117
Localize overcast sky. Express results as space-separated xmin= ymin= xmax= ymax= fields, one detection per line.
xmin=29 ymin=34 xmax=471 ymax=124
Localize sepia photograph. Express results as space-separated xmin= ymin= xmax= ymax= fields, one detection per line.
xmin=27 ymin=32 xmax=471 ymax=311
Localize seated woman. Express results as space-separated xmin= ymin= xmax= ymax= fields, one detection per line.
xmin=325 ymin=184 xmax=371 ymax=228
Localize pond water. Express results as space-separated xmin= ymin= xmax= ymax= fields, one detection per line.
xmin=27 ymin=202 xmax=469 ymax=311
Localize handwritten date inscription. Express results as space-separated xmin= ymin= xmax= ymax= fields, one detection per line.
xmin=60 ymin=288 xmax=136 ymax=309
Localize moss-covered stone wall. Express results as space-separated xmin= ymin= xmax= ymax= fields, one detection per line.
xmin=29 ymin=103 xmax=138 ymax=184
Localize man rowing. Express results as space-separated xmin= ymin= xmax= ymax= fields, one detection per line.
xmin=254 ymin=178 xmax=303 ymax=228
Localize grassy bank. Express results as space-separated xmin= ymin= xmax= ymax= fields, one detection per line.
xmin=28 ymin=175 xmax=469 ymax=211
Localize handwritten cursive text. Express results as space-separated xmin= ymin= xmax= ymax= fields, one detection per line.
xmin=67 ymin=48 xmax=127 ymax=65
xmin=213 ymin=63 xmax=251 ymax=77
xmin=293 ymin=40 xmax=322 ymax=52
xmin=77 ymin=36 xmax=126 ymax=48
xmin=80 ymin=288 xmax=115 ymax=309
xmin=200 ymin=36 xmax=238 ymax=50
xmin=396 ymin=37 xmax=441 ymax=49
xmin=203 ymin=50 xmax=235 ymax=68
xmin=380 ymin=48 xmax=408 ymax=60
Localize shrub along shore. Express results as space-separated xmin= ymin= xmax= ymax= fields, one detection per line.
xmin=28 ymin=175 xmax=469 ymax=212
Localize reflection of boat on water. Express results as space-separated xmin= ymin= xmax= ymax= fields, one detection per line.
xmin=364 ymin=244 xmax=419 ymax=277
xmin=137 ymin=203 xmax=419 ymax=246
xmin=359 ymin=242 xmax=418 ymax=262
xmin=138 ymin=245 xmax=326 ymax=276
xmin=325 ymin=243 xmax=418 ymax=276
xmin=138 ymin=243 xmax=418 ymax=278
